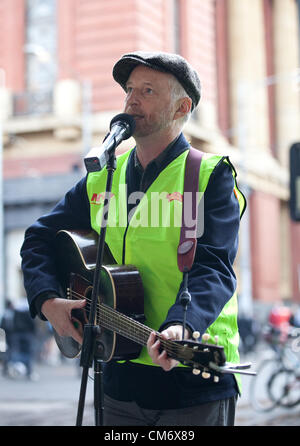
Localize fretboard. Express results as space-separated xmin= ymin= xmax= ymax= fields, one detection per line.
xmin=97 ymin=302 xmax=184 ymax=360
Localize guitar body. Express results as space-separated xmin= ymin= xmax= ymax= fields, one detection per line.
xmin=54 ymin=230 xmax=145 ymax=361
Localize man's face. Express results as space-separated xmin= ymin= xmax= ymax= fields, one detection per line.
xmin=124 ymin=65 xmax=176 ymax=138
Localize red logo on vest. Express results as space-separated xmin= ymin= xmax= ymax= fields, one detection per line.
xmin=90 ymin=193 xmax=115 ymax=205
xmin=166 ymin=192 xmax=183 ymax=202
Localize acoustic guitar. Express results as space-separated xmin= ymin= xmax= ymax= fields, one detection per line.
xmin=53 ymin=229 xmax=252 ymax=378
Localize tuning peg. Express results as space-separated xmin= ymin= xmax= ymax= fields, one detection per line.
xmin=192 ymin=368 xmax=201 ymax=375
xmin=192 ymin=331 xmax=200 ymax=341
xmin=214 ymin=376 xmax=219 ymax=383
xmin=202 ymin=333 xmax=210 ymax=342
xmin=201 ymin=369 xmax=211 ymax=379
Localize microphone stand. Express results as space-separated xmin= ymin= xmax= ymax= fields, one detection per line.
xmin=76 ymin=147 xmax=117 ymax=427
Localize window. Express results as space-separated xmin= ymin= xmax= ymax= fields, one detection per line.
xmin=14 ymin=0 xmax=57 ymax=115
xmin=25 ymin=0 xmax=57 ymax=90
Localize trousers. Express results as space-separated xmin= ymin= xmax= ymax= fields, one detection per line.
xmin=103 ymin=394 xmax=237 ymax=426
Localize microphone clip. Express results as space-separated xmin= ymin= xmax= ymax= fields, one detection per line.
xmin=84 ymin=113 xmax=135 ymax=173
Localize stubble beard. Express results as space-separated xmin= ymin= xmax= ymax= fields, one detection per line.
xmin=133 ymin=108 xmax=174 ymax=139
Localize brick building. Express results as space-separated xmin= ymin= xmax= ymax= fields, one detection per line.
xmin=0 ymin=0 xmax=299 ymax=319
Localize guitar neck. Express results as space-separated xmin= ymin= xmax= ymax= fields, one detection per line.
xmin=99 ymin=302 xmax=152 ymax=346
xmin=98 ymin=302 xmax=178 ymax=358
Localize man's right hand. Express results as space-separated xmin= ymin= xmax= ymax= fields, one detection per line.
xmin=41 ymin=297 xmax=86 ymax=345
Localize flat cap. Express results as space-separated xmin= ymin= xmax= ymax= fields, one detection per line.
xmin=113 ymin=51 xmax=201 ymax=110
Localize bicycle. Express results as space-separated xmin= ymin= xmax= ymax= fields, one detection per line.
xmin=268 ymin=367 xmax=300 ymax=408
xmin=249 ymin=324 xmax=300 ymax=412
xmin=267 ymin=328 xmax=300 ymax=408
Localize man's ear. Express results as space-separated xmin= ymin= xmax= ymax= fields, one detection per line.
xmin=173 ymin=97 xmax=192 ymax=121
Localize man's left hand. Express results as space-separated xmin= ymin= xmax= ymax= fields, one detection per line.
xmin=147 ymin=325 xmax=190 ymax=371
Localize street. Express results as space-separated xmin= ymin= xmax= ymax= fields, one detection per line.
xmin=0 ymin=354 xmax=299 ymax=427
xmin=0 ymin=359 xmax=95 ymax=426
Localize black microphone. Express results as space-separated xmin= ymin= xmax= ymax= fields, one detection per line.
xmin=84 ymin=113 xmax=136 ymax=172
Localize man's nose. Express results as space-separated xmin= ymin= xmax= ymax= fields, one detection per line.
xmin=126 ymin=89 xmax=141 ymax=106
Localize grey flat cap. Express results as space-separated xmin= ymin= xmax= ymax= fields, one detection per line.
xmin=113 ymin=51 xmax=201 ymax=110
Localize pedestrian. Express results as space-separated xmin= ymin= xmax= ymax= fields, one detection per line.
xmin=0 ymin=299 xmax=15 ymax=376
xmin=10 ymin=297 xmax=37 ymax=380
xmin=20 ymin=51 xmax=246 ymax=425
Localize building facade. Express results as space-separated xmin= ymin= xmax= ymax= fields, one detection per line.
xmin=0 ymin=0 xmax=299 ymax=318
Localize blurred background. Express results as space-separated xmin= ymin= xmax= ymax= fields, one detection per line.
xmin=0 ymin=0 xmax=299 ymax=426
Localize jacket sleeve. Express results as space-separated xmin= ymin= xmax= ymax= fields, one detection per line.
xmin=160 ymin=159 xmax=241 ymax=336
xmin=20 ymin=176 xmax=91 ymax=318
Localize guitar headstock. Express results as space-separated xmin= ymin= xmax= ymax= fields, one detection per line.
xmin=173 ymin=332 xmax=226 ymax=381
xmin=172 ymin=331 xmax=255 ymax=378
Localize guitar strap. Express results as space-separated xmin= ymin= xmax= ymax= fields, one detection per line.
xmin=177 ymin=147 xmax=204 ymax=273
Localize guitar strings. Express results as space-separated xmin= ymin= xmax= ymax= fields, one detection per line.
xmin=82 ymin=294 xmax=181 ymax=358
xmin=69 ymin=288 xmax=151 ymax=345
xmin=66 ymin=289 xmax=216 ymax=371
xmin=68 ymin=288 xmax=186 ymax=359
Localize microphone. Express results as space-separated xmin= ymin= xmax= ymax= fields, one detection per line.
xmin=84 ymin=113 xmax=136 ymax=172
